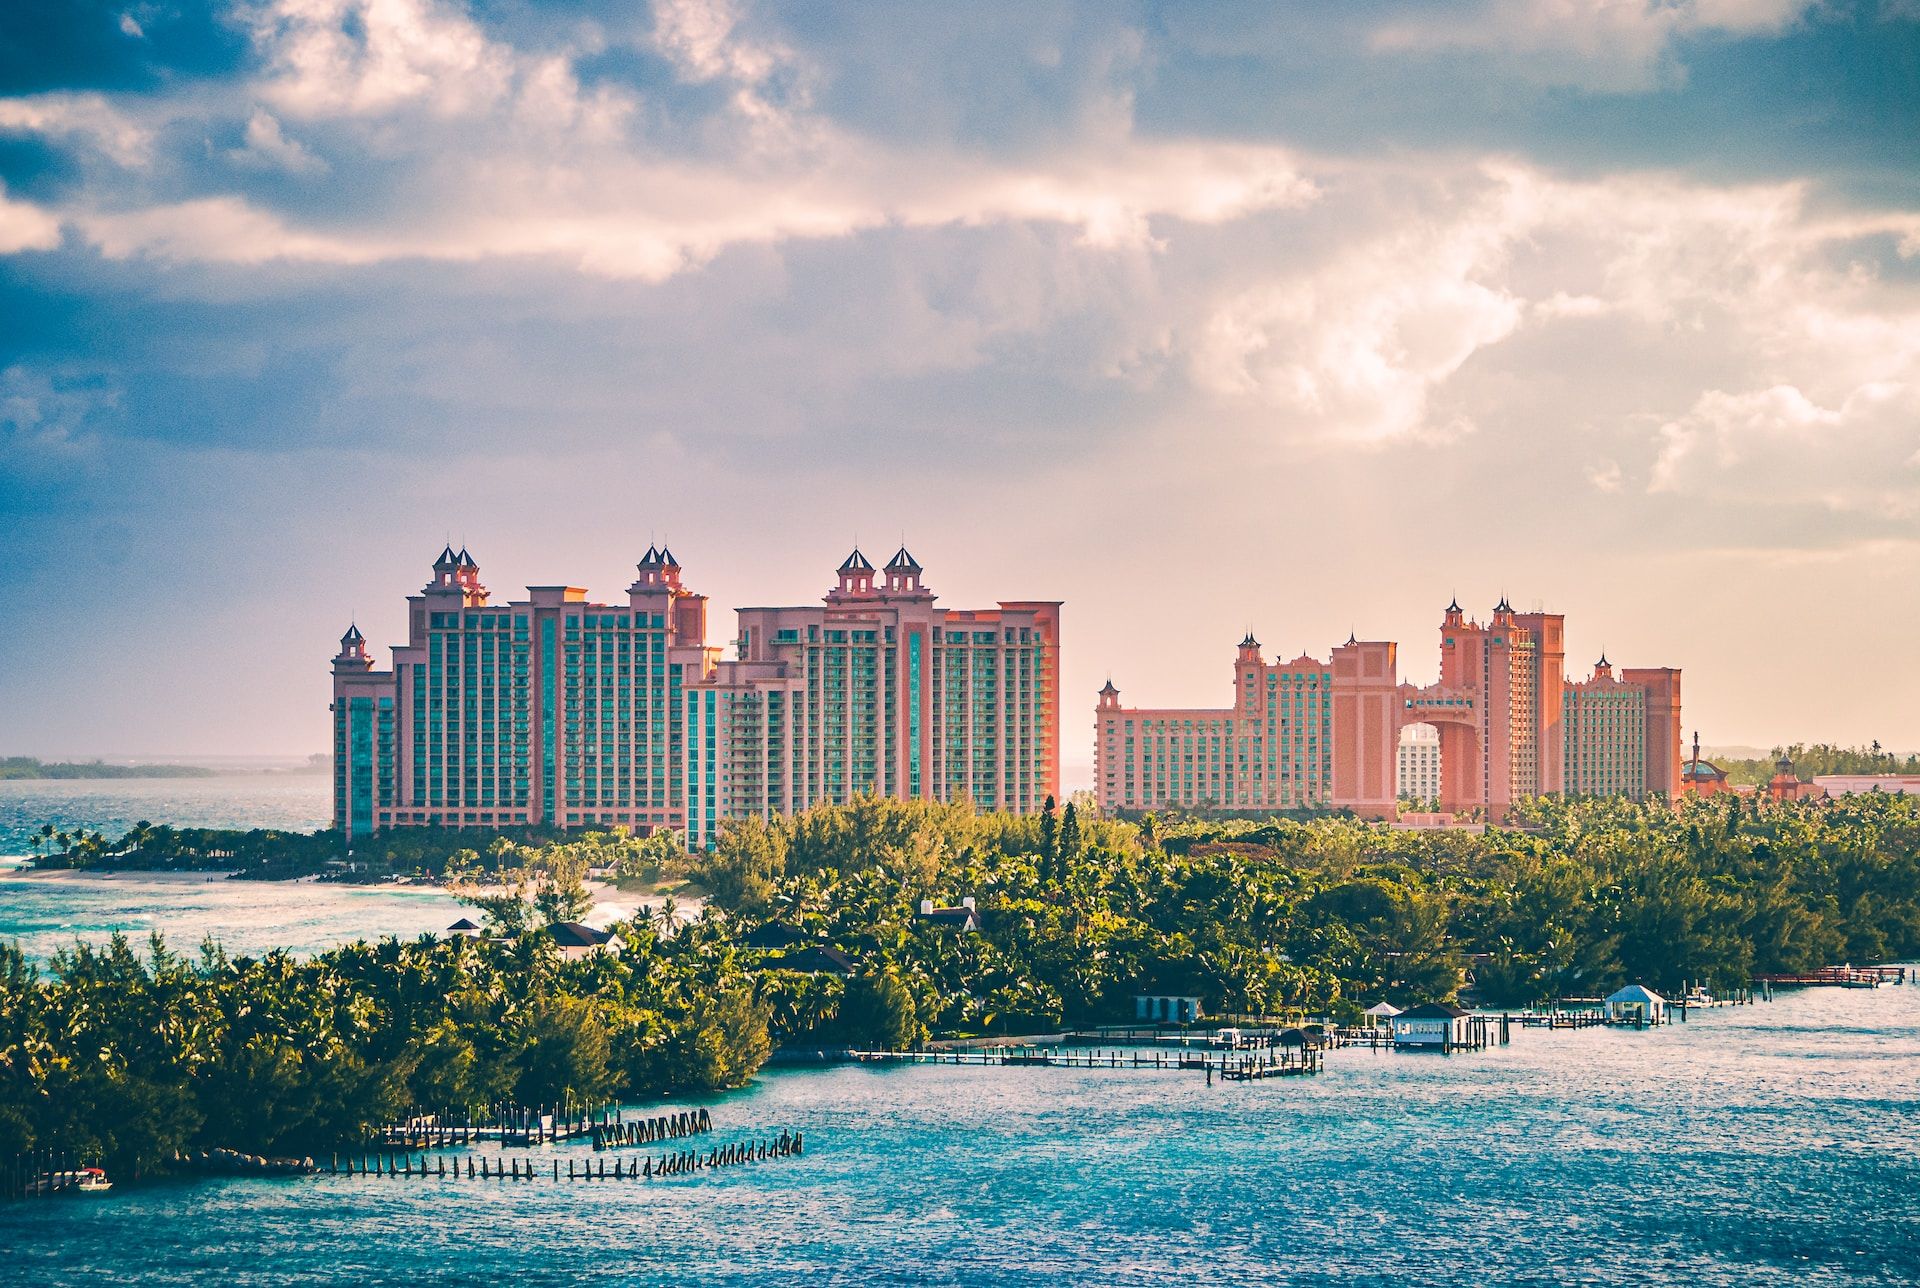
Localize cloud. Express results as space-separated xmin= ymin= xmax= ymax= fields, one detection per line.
xmin=1649 ymin=382 xmax=1920 ymax=514
xmin=248 ymin=0 xmax=515 ymax=119
xmin=0 ymin=92 xmax=152 ymax=166
xmin=0 ymin=186 xmax=62 ymax=253
xmin=1185 ymin=179 xmax=1526 ymax=444
xmin=1371 ymin=0 xmax=1818 ymax=90
xmin=226 ymin=109 xmax=329 ymax=174
xmin=0 ymin=366 xmax=109 ymax=473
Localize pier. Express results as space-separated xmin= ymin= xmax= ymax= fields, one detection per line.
xmin=330 ymin=1131 xmax=804 ymax=1182
xmin=1755 ymin=966 xmax=1907 ymax=989
xmin=377 ymin=1105 xmax=711 ymax=1150
xmin=849 ymin=1044 xmax=1324 ymax=1077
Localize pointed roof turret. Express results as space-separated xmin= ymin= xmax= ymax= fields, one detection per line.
xmin=1447 ymin=595 xmax=1461 ymax=614
xmin=840 ymin=548 xmax=873 ymax=573
xmin=456 ymin=547 xmax=475 ymax=569
xmin=638 ymin=545 xmax=661 ymax=567
xmin=333 ymin=621 xmax=371 ymax=670
xmin=1596 ymin=653 xmax=1610 ymax=668
xmin=1240 ymin=631 xmax=1258 ymax=648
xmin=660 ymin=546 xmax=679 ymax=568
xmin=1494 ymin=594 xmax=1512 ymax=615
xmin=1099 ymin=678 xmax=1119 ymax=696
xmin=433 ymin=544 xmax=458 ymax=571
xmin=886 ymin=545 xmax=921 ymax=573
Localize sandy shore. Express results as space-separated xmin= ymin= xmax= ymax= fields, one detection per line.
xmin=0 ymin=866 xmax=703 ymax=928
xmin=0 ymin=866 xmax=230 ymax=884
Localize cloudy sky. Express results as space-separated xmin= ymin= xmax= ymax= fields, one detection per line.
xmin=2 ymin=0 xmax=1918 ymax=774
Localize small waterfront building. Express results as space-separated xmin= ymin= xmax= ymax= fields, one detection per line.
xmin=1134 ymin=994 xmax=1204 ymax=1024
xmin=445 ymin=917 xmax=483 ymax=938
xmin=1390 ymin=1002 xmax=1471 ymax=1049
xmin=1364 ymin=1001 xmax=1402 ymax=1027
xmin=917 ymin=896 xmax=980 ymax=930
xmin=548 ymin=921 xmax=619 ymax=960
xmin=1605 ymin=984 xmax=1667 ymax=1025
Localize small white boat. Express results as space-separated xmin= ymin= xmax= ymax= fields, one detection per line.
xmin=75 ymin=1167 xmax=112 ymax=1194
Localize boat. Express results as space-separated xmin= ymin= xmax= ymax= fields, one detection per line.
xmin=74 ymin=1167 xmax=112 ymax=1194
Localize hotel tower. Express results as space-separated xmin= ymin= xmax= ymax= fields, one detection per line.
xmin=1096 ymin=597 xmax=1680 ymax=820
xmin=332 ymin=546 xmax=1060 ymax=844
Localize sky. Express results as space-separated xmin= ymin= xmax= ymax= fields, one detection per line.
xmin=1 ymin=0 xmax=1918 ymax=779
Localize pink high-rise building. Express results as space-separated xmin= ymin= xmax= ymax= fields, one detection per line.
xmin=332 ymin=544 xmax=1060 ymax=846
xmin=1096 ymin=597 xmax=1679 ymax=820
xmin=686 ymin=549 xmax=1061 ymax=847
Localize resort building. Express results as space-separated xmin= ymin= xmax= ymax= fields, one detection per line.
xmin=1095 ymin=598 xmax=1682 ymax=820
xmin=332 ymin=545 xmax=1061 ymax=846
xmin=331 ymin=546 xmax=716 ymax=843
xmin=1397 ymin=723 xmax=1441 ymax=805
xmin=1094 ymin=632 xmax=1401 ymax=817
xmin=683 ymin=549 xmax=1061 ymax=847
xmin=1562 ymin=658 xmax=1683 ymax=800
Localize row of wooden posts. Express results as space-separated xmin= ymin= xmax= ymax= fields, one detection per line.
xmin=592 ymin=1108 xmax=711 ymax=1150
xmin=333 ymin=1133 xmax=803 ymax=1181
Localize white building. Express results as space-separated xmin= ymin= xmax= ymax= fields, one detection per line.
xmin=1397 ymin=724 xmax=1442 ymax=805
xmin=1390 ymin=1002 xmax=1471 ymax=1049
xmin=1605 ymin=984 xmax=1667 ymax=1025
xmin=1363 ymin=1001 xmax=1403 ymax=1027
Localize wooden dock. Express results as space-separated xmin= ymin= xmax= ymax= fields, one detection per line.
xmin=848 ymin=1044 xmax=1323 ymax=1078
xmin=1755 ymin=966 xmax=1907 ymax=989
xmin=378 ymin=1106 xmax=710 ymax=1150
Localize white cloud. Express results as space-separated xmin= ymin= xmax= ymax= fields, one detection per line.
xmin=1187 ymin=199 xmax=1525 ymax=444
xmin=250 ymin=0 xmax=515 ymax=119
xmin=652 ymin=0 xmax=787 ymax=85
xmin=77 ymin=197 xmax=379 ymax=264
xmin=1648 ymin=382 xmax=1920 ymax=514
xmin=0 ymin=93 xmax=152 ymax=167
xmin=227 ymin=109 xmax=330 ymax=175
xmin=0 ymin=187 xmax=61 ymax=253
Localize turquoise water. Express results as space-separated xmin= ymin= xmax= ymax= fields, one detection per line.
xmin=0 ymin=871 xmax=470 ymax=962
xmin=5 ymin=984 xmax=1917 ymax=1286
xmin=0 ymin=774 xmax=329 ymax=856
xmin=0 ymin=777 xmax=460 ymax=961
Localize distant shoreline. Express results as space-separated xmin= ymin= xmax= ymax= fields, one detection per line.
xmin=0 ymin=759 xmax=330 ymax=781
